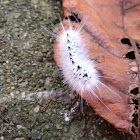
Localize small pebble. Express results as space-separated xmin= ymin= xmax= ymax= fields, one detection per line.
xmin=53 ymin=132 xmax=58 ymax=138
xmin=6 ymin=79 xmax=11 ymax=83
xmin=45 ymin=125 xmax=50 ymax=131
xmin=64 ymin=127 xmax=68 ymax=132
xmin=34 ymin=105 xmax=40 ymax=113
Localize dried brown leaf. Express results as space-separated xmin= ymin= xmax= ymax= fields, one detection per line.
xmin=54 ymin=0 xmax=140 ymax=139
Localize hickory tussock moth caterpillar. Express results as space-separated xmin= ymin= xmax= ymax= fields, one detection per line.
xmin=46 ymin=16 xmax=120 ymax=110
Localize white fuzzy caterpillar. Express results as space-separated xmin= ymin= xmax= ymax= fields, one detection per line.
xmin=59 ymin=28 xmax=100 ymax=94
xmin=57 ymin=19 xmax=113 ymax=109
xmin=46 ymin=18 xmax=120 ymax=110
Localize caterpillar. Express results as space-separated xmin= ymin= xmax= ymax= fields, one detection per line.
xmin=47 ymin=17 xmax=120 ymax=110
